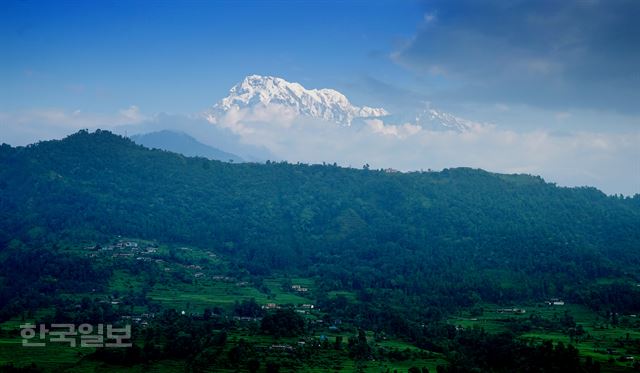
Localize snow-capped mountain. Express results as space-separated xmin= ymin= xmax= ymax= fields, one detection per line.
xmin=206 ymin=75 xmax=481 ymax=133
xmin=415 ymin=107 xmax=480 ymax=132
xmin=206 ymin=75 xmax=389 ymax=126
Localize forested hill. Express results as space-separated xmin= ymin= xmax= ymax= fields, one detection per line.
xmin=1 ymin=130 xmax=639 ymax=302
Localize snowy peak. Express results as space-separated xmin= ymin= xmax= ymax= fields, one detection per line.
xmin=416 ymin=107 xmax=479 ymax=132
xmin=206 ymin=75 xmax=480 ymax=133
xmin=207 ymin=75 xmax=389 ymax=126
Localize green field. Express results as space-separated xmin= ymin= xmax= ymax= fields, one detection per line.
xmin=2 ymin=239 xmax=639 ymax=372
xmin=147 ymin=277 xmax=314 ymax=312
xmin=448 ymin=302 xmax=640 ymax=371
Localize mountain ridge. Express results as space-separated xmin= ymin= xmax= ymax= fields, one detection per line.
xmin=206 ymin=75 xmax=389 ymax=126
xmin=1 ymin=130 xmax=639 ymax=318
xmin=205 ymin=75 xmax=484 ymax=133
xmin=131 ymin=130 xmax=243 ymax=162
xmin=1 ymin=131 xmax=637 ymax=373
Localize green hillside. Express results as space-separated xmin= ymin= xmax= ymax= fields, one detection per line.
xmin=1 ymin=130 xmax=639 ymax=372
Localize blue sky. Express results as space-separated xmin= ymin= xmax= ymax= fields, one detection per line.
xmin=1 ymin=0 xmax=425 ymax=113
xmin=1 ymin=0 xmax=639 ymax=194
xmin=2 ymin=0 xmax=639 ymax=122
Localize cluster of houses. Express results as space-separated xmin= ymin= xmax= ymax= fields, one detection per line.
xmin=261 ymin=303 xmax=316 ymax=314
xmin=291 ymin=284 xmax=309 ymax=293
xmin=88 ymin=240 xmax=158 ymax=261
xmin=121 ymin=313 xmax=156 ymax=327
xmin=545 ymin=298 xmax=565 ymax=306
xmin=494 ymin=298 xmax=565 ymax=314
xmin=232 ymin=316 xmax=262 ymax=322
xmin=261 ymin=335 xmax=341 ymax=353
xmin=269 ymin=344 xmax=294 ymax=352
xmin=97 ymin=297 xmax=122 ymax=306
xmin=496 ymin=308 xmax=526 ymax=314
xmin=88 ymin=238 xmax=238 ymax=281
xmin=598 ymin=348 xmax=636 ymax=362
xmin=263 ymin=303 xmax=278 ymax=310
xmin=211 ymin=275 xmax=234 ymax=282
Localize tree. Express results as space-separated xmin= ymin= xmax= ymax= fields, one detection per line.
xmin=348 ymin=329 xmax=371 ymax=360
xmin=260 ymin=309 xmax=305 ymax=337
xmin=247 ymin=359 xmax=260 ymax=373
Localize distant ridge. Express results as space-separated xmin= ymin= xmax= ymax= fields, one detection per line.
xmin=131 ymin=130 xmax=243 ymax=162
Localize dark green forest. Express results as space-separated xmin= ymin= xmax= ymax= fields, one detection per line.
xmin=1 ymin=130 xmax=639 ymax=372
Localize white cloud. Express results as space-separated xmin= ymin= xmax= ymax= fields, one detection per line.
xmin=554 ymin=111 xmax=572 ymax=121
xmin=1 ymin=104 xmax=637 ymax=195
xmin=494 ymin=103 xmax=510 ymax=112
xmin=207 ymin=103 xmax=299 ymax=136
xmin=364 ymin=119 xmax=422 ymax=138
xmin=423 ymin=12 xmax=437 ymax=23
xmin=118 ymin=105 xmax=146 ymax=122
xmin=203 ymin=108 xmax=640 ymax=195
xmin=0 ymin=106 xmax=148 ymax=145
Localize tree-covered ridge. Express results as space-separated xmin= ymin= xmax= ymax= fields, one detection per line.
xmin=2 ymin=130 xmax=640 ymax=372
xmin=1 ymin=130 xmax=639 ymax=309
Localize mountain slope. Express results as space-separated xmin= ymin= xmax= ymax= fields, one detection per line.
xmin=206 ymin=75 xmax=389 ymax=126
xmin=1 ymin=130 xmax=638 ymax=289
xmin=131 ymin=130 xmax=243 ymax=162
xmin=5 ymin=131 xmax=638 ymax=372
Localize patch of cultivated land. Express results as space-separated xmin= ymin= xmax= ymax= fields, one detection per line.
xmin=449 ymin=303 xmax=640 ymax=371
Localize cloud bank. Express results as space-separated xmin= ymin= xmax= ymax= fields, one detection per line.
xmin=2 ymin=103 xmax=638 ymax=195
xmin=393 ymin=0 xmax=640 ymax=114
xmin=208 ymin=103 xmax=640 ymax=196
xmin=0 ymin=106 xmax=147 ymax=145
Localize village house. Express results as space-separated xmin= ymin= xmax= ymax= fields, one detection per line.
xmin=270 ymin=344 xmax=294 ymax=352
xmin=263 ymin=303 xmax=278 ymax=310
xmin=497 ymin=308 xmax=526 ymax=314
xmin=113 ymin=253 xmax=134 ymax=258
xmin=212 ymin=275 xmax=233 ymax=281
xmin=546 ymin=298 xmax=565 ymax=306
xmin=233 ymin=316 xmax=261 ymax=322
xmin=291 ymin=284 xmax=309 ymax=292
